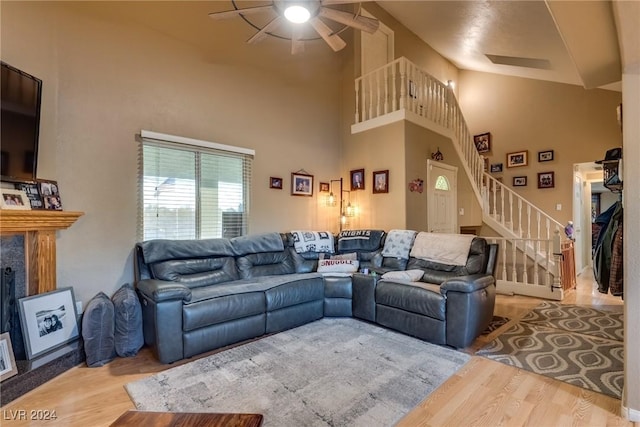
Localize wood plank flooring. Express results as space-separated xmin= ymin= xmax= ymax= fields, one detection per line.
xmin=1 ymin=270 xmax=632 ymax=426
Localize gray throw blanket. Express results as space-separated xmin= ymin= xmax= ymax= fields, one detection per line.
xmin=337 ymin=230 xmax=385 ymax=252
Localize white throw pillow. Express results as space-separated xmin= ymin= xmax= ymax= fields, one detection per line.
xmin=317 ymin=259 xmax=360 ymax=273
xmin=381 ymin=269 xmax=424 ymax=282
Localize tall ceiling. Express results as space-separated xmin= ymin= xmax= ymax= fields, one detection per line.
xmin=376 ymin=0 xmax=622 ymax=91
xmin=64 ymin=1 xmax=623 ymax=90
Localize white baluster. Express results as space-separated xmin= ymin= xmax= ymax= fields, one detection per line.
xmin=376 ymin=70 xmax=381 ymax=118
xmin=534 ymin=240 xmax=540 ymax=285
xmin=354 ymin=79 xmax=360 ymax=123
xmin=501 ymin=240 xmax=508 ymax=281
xmin=512 ymin=241 xmax=518 ymax=282
xmin=492 ymin=179 xmax=497 ymax=219
xmin=500 ymin=186 xmax=505 ymax=225
xmin=399 ymin=59 xmax=407 ymax=109
xmin=545 ymin=239 xmax=551 ymax=287
xmin=527 ymin=205 xmax=532 ymax=239
xmin=383 ymin=67 xmax=389 ymax=114
xmin=368 ymin=75 xmax=373 ymax=120
xmin=523 ymin=240 xmax=529 ymax=284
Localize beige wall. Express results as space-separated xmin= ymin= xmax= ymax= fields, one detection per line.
xmin=458 ymin=71 xmax=622 ymax=225
xmin=2 ymin=2 xmax=345 ymax=304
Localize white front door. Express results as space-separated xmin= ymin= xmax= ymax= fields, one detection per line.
xmin=427 ymin=160 xmax=458 ymax=233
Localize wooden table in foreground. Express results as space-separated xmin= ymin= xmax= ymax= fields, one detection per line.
xmin=110 ymin=411 xmax=263 ymax=427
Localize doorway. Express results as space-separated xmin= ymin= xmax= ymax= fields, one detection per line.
xmin=427 ymin=160 xmax=458 ymax=233
xmin=573 ymin=162 xmax=615 ymax=273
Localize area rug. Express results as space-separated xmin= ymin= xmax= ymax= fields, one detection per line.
xmin=477 ymin=303 xmax=624 ymax=399
xmin=125 ymin=318 xmax=470 ymax=427
xmin=481 ymin=315 xmax=510 ymax=335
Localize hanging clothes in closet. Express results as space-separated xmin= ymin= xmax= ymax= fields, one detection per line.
xmin=593 ymin=200 xmax=623 ymax=296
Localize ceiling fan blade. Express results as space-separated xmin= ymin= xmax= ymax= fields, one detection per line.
xmin=292 ymin=25 xmax=305 ymax=55
xmin=321 ymin=0 xmax=362 ymax=5
xmin=208 ymin=5 xmax=274 ymax=20
xmin=319 ymin=7 xmax=379 ymax=34
xmin=247 ymin=16 xmax=284 ymax=44
xmin=310 ymin=17 xmax=347 ymax=52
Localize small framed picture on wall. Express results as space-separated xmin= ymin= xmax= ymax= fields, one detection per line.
xmin=350 ymin=169 xmax=365 ymax=191
xmin=537 ymin=172 xmax=555 ymax=189
xmin=291 ymin=172 xmax=313 ymax=196
xmin=513 ymin=176 xmax=527 ymax=187
xmin=474 ymin=132 xmax=491 ymax=154
xmin=538 ymin=150 xmax=554 ymax=162
xmin=269 ymin=177 xmax=283 ymax=189
xmin=506 ymin=150 xmax=528 ymax=168
xmin=372 ymin=170 xmax=389 ymax=194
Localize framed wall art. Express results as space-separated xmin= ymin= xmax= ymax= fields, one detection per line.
xmin=18 ymin=287 xmax=80 ymax=360
xmin=372 ymin=170 xmax=389 ymax=194
xmin=490 ymin=163 xmax=503 ymax=173
xmin=291 ymin=172 xmax=313 ymax=197
xmin=474 ymin=132 xmax=491 ymax=154
xmin=0 ymin=189 xmax=31 ymax=210
xmin=538 ymin=150 xmax=554 ymax=162
xmin=0 ymin=332 xmax=18 ymax=381
xmin=269 ymin=177 xmax=283 ymax=189
xmin=513 ymin=176 xmax=527 ymax=187
xmin=350 ymin=169 xmax=365 ymax=191
xmin=538 ymin=171 xmax=555 ymax=189
xmin=506 ymin=150 xmax=528 ymax=168
xmin=319 ymin=182 xmax=330 ymax=193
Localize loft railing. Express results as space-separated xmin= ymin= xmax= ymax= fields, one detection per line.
xmin=354 ymin=57 xmax=573 ymax=299
xmin=355 ymin=57 xmax=490 ymax=207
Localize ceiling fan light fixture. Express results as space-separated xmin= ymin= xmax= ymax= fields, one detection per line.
xmin=284 ymin=5 xmax=311 ymax=24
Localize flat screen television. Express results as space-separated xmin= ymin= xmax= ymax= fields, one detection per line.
xmin=1 ymin=62 xmax=42 ymax=182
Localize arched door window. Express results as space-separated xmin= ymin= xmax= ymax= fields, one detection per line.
xmin=434 ymin=175 xmax=450 ymax=191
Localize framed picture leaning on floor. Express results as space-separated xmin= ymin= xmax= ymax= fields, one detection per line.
xmin=18 ymin=288 xmax=79 ymax=360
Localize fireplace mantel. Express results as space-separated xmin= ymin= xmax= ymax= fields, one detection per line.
xmin=0 ymin=209 xmax=84 ymax=295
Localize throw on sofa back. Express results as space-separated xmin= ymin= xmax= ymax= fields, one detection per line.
xmin=407 ymin=237 xmax=490 ymax=284
xmin=337 ymin=230 xmax=385 ymax=269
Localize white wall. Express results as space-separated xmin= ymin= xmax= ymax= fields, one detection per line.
xmin=1 ymin=2 xmax=345 ymax=305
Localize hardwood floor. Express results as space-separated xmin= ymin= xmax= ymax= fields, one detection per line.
xmin=1 ymin=270 xmax=631 ymax=426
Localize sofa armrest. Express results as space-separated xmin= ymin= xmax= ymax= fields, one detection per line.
xmin=440 ymin=274 xmax=495 ymax=294
xmin=136 ymin=279 xmax=192 ymax=303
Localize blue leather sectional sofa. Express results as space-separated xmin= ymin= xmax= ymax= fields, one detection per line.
xmin=134 ymin=230 xmax=498 ymax=364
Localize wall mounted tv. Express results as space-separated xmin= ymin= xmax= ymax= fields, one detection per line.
xmin=1 ymin=62 xmax=42 ymax=182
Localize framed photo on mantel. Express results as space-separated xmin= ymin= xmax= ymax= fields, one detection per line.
xmin=14 ymin=181 xmax=44 ymax=209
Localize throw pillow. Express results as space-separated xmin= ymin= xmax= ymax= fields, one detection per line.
xmin=82 ymin=292 xmax=116 ymax=367
xmin=317 ymin=258 xmax=360 ymax=273
xmin=381 ymin=269 xmax=424 ymax=282
xmin=382 ymin=229 xmax=417 ymax=259
xmin=111 ymin=283 xmax=144 ymax=357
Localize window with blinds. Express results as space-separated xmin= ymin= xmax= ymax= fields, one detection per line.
xmin=138 ymin=131 xmax=253 ymax=241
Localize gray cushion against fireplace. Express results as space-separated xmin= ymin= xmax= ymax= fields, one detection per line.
xmin=82 ymin=292 xmax=116 ymax=367
xmin=112 ymin=283 xmax=144 ymax=357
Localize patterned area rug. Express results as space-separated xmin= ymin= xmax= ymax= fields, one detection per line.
xmin=126 ymin=318 xmax=470 ymax=426
xmin=477 ymin=303 xmax=624 ymax=399
xmin=481 ymin=315 xmax=510 ymax=335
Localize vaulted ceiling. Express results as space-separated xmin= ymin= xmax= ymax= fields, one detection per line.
xmin=377 ymin=0 xmax=622 ymax=91
xmin=66 ymin=1 xmax=624 ymax=91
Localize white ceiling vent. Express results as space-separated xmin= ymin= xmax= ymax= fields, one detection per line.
xmin=485 ymin=54 xmax=552 ymax=70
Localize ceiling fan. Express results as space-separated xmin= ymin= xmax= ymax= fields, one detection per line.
xmin=209 ymin=1 xmax=380 ymax=54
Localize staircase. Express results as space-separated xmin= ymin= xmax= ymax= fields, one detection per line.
xmin=352 ymin=57 xmax=574 ymax=300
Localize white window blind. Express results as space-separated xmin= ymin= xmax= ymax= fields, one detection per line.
xmin=138 ymin=131 xmax=253 ymax=241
